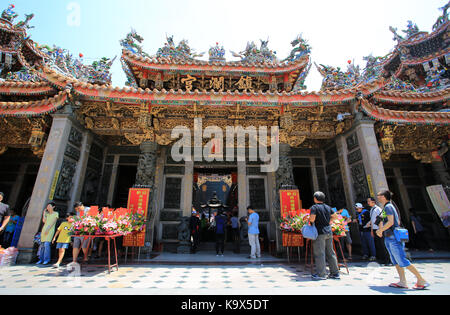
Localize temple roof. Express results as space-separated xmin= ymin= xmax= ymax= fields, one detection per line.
xmin=0 ymin=3 xmax=448 ymax=128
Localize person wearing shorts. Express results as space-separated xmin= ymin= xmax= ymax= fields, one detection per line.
xmin=72 ymin=202 xmax=91 ymax=263
xmin=376 ymin=190 xmax=429 ymax=290
xmin=52 ymin=212 xmax=75 ymax=268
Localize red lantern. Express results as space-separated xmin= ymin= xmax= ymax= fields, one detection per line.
xmin=79 ymin=53 xmax=84 ymax=58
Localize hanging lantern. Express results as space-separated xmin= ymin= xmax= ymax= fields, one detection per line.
xmin=28 ymin=127 xmax=45 ymax=147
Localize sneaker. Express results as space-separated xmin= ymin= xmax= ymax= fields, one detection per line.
xmin=248 ymin=256 xmax=257 ymax=259
xmin=43 ymin=261 xmax=50 ymax=265
xmin=311 ymin=274 xmax=327 ymax=281
xmin=369 ymin=256 xmax=376 ymax=261
xmin=52 ymin=263 xmax=60 ymax=268
xmin=328 ymin=273 xmax=341 ymax=280
xmin=362 ymin=255 xmax=369 ymax=260
xmin=35 ymin=260 xmax=43 ymax=265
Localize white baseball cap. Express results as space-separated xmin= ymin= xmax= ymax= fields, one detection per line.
xmin=355 ymin=203 xmax=364 ymax=208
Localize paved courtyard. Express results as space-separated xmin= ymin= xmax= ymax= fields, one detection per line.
xmin=0 ymin=257 xmax=448 ymax=295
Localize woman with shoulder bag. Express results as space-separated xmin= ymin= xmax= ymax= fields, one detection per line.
xmin=376 ymin=190 xmax=429 ymax=290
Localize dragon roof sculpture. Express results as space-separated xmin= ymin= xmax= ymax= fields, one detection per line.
xmin=283 ymin=34 xmax=311 ymax=63
xmin=433 ymin=1 xmax=450 ymax=31
xmin=120 ymin=29 xmax=150 ymax=58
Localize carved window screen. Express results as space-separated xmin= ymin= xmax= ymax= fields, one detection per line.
xmin=248 ymin=178 xmax=266 ymax=210
xmin=164 ymin=177 xmax=182 ymax=209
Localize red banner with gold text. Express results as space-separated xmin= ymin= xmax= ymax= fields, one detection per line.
xmin=280 ymin=189 xmax=303 ymax=247
xmin=123 ymin=188 xmax=150 ymax=247
xmin=279 ymin=190 xmax=302 ymax=217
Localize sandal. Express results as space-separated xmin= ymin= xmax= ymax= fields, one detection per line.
xmin=413 ymin=283 xmax=430 ymax=290
xmin=389 ymin=283 xmax=408 ymax=289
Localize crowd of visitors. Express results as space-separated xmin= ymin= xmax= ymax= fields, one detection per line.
xmin=305 ymin=190 xmax=430 ymax=290
xmin=0 ymin=188 xmax=436 ymax=290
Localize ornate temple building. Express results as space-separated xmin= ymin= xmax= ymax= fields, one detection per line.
xmin=0 ymin=3 xmax=448 ymax=262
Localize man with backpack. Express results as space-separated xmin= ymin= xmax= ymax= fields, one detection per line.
xmin=309 ymin=192 xmax=340 ymax=280
xmin=355 ymin=203 xmax=376 ymax=261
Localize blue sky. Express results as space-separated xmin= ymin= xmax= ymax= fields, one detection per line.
xmin=9 ymin=0 xmax=447 ymax=90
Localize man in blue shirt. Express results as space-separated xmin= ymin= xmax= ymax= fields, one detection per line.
xmin=246 ymin=206 xmax=261 ymax=259
xmin=215 ymin=209 xmax=227 ymax=256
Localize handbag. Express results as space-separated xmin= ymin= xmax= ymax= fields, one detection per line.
xmin=394 ymin=227 xmax=409 ymax=243
xmin=302 ymin=224 xmax=318 ymax=240
xmin=391 ymin=206 xmax=409 ymax=243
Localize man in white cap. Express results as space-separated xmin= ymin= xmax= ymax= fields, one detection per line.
xmin=355 ymin=203 xmax=376 ymax=261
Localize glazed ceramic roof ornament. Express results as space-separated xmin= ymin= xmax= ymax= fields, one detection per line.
xmin=230 ymin=39 xmax=278 ymax=64
xmin=209 ymin=42 xmax=226 ymax=63
xmin=283 ymin=34 xmax=311 ymax=63
xmin=156 ymin=35 xmax=205 ymax=61
xmin=1 ymin=4 xmax=18 ymax=23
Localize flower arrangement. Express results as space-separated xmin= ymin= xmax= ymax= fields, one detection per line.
xmin=70 ymin=210 xmax=146 ymax=236
xmin=331 ymin=214 xmax=348 ymax=237
xmin=280 ymin=210 xmax=310 ymax=233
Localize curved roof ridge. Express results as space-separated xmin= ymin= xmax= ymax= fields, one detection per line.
xmin=360 ymin=98 xmax=450 ymax=125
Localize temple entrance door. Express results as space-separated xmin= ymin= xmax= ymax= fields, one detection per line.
xmin=192 ymin=168 xmax=238 ymax=243
xmin=293 ymin=167 xmax=314 ymax=209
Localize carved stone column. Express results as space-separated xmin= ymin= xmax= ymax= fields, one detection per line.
xmin=273 ymin=143 xmax=296 ymax=253
xmin=70 ymin=131 xmax=93 ymax=206
xmin=335 ymin=135 xmax=356 ymax=210
xmin=17 ymin=114 xmax=73 ymax=263
xmin=107 ymin=155 xmax=120 ymax=205
xmin=276 ymin=143 xmax=296 ymax=189
xmin=135 ymin=141 xmax=158 ymax=252
xmin=135 ymin=142 xmax=158 ymax=188
xmin=237 ymin=159 xmax=248 ymax=220
xmin=183 ymin=160 xmax=194 ymax=217
xmin=354 ymin=120 xmax=389 ymax=197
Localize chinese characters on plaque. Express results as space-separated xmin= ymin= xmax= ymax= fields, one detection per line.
xmin=280 ymin=189 xmax=303 ymax=247
xmin=123 ymin=188 xmax=150 ymax=247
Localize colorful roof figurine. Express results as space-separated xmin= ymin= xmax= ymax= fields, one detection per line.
xmin=383 ymin=77 xmax=416 ymax=92
xmin=5 ymin=66 xmax=41 ymax=82
xmin=1 ymin=4 xmax=18 ymax=23
xmin=315 ymin=61 xmax=361 ymax=91
xmin=37 ymin=44 xmax=116 ymax=85
xmin=230 ymin=39 xmax=278 ymax=64
xmin=209 ymin=42 xmax=226 ymax=63
xmin=155 ymin=35 xmax=204 ymax=61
